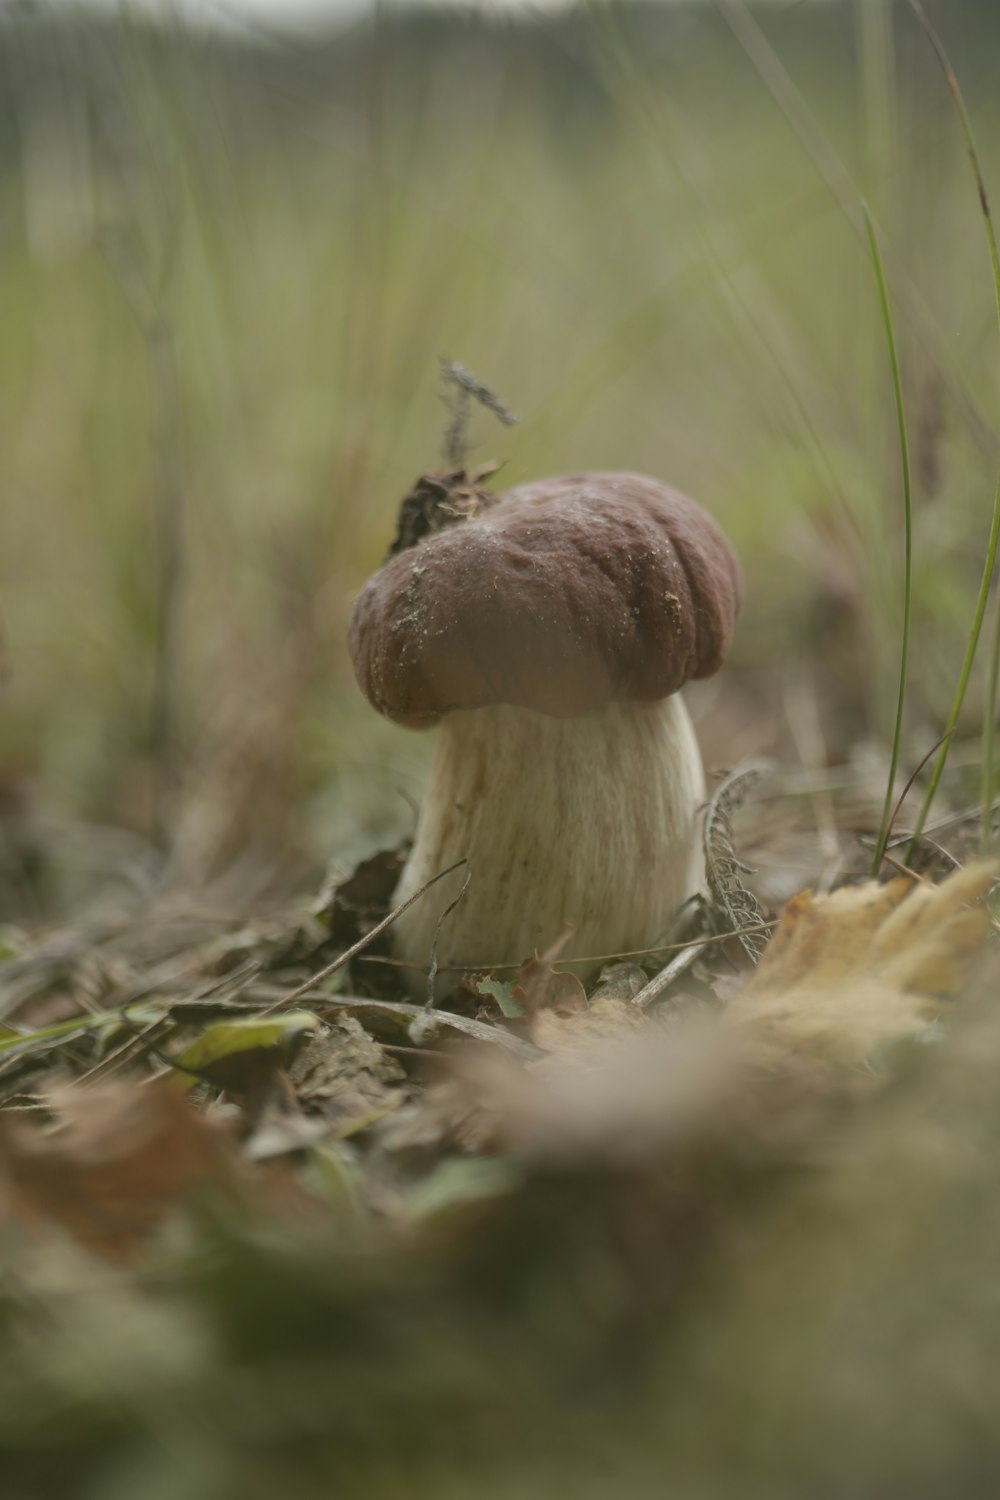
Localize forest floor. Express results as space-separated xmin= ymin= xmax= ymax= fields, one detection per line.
xmin=1 ymin=737 xmax=998 ymax=1500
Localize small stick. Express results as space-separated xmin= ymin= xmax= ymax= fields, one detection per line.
xmin=237 ymin=992 xmax=536 ymax=1059
xmin=880 ymin=851 xmax=929 ymax=884
xmin=257 ymin=859 xmax=468 ymax=1017
xmin=425 ymin=861 xmax=473 ymax=1008
xmin=439 ymin=359 xmax=518 ymax=468
xmin=630 ymin=941 xmax=713 ymax=1011
xmin=354 ymin=918 xmax=778 ymax=974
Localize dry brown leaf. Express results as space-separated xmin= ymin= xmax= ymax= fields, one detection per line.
xmin=513 ymin=942 xmax=587 ymax=1020
xmin=725 ymin=862 xmax=997 ymax=1065
xmin=510 ymin=938 xmax=653 ymax=1054
xmin=0 ymin=1081 xmax=240 ymax=1258
xmin=529 ymin=995 xmax=646 ymax=1058
xmin=319 ymin=846 xmax=406 ymax=946
xmin=289 ymin=1018 xmax=407 ymax=1132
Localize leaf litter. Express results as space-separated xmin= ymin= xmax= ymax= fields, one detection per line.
xmin=0 ymin=773 xmax=998 ymax=1493
xmin=0 ymin=790 xmax=992 ymax=1249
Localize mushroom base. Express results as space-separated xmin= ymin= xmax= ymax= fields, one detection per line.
xmin=392 ymin=696 xmax=706 ymax=992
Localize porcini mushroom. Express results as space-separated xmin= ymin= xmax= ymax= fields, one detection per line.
xmin=348 ymin=471 xmax=742 ymax=990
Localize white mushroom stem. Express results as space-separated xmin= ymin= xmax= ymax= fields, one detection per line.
xmin=392 ymin=696 xmax=706 ymax=992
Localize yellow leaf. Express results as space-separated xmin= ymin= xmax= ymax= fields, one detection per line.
xmin=724 ymin=862 xmax=997 ymax=1067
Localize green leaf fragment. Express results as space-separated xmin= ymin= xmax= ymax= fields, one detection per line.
xmin=475 ymin=976 xmax=524 ymax=1018
xmin=174 ymin=1011 xmax=321 ymax=1074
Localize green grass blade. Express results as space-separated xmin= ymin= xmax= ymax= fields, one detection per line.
xmin=985 ymin=559 xmax=1000 ymax=852
xmin=863 ymin=204 xmax=913 ymax=876
xmin=904 ymin=480 xmax=1000 ymax=863
xmin=717 ymin=0 xmax=1000 ymax=459
xmin=905 ymin=1 xmax=1000 ymax=858
xmin=0 ymin=1004 xmax=165 ymax=1059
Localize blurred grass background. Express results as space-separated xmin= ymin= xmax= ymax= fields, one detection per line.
xmin=2 ymin=0 xmax=1000 ymax=913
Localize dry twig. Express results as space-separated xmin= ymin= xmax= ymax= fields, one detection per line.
xmin=439 ymin=359 xmax=518 ymax=468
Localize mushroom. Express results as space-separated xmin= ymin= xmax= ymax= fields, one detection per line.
xmin=348 ymin=471 xmax=742 ymax=990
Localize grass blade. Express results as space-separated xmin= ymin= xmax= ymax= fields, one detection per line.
xmin=716 ymin=0 xmax=1000 ymax=460
xmin=904 ymin=1 xmax=1000 ymax=858
xmin=904 ymin=477 xmax=1000 ymax=863
xmin=864 ymin=204 xmax=913 ymax=876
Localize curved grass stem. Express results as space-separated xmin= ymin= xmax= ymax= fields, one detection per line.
xmin=905 ymin=484 xmax=1000 ymax=863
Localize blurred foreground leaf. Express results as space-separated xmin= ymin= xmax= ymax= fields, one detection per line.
xmin=0 ymin=862 xmax=997 ymax=1497
xmin=0 ymin=1081 xmax=240 ymax=1258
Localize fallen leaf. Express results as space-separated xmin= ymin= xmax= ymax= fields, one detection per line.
xmin=512 ymin=934 xmax=586 ymax=1018
xmin=173 ymin=1010 xmax=320 ymax=1095
xmin=725 ymin=862 xmax=997 ymax=1065
xmin=0 ymin=1081 xmax=240 ymax=1258
xmin=477 ymin=951 xmax=647 ymax=1055
xmin=317 ymin=847 xmax=407 ymax=946
xmin=511 ymin=938 xmax=588 ymax=1049
xmin=473 ymin=975 xmax=524 ymax=1018
xmin=289 ymin=1018 xmax=407 ymax=1132
xmin=588 ymin=961 xmax=649 ymax=1004
xmin=371 ymin=1072 xmax=504 ymax=1167
xmin=529 ymin=995 xmax=645 ymax=1058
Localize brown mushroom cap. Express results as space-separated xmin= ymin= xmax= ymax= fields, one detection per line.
xmin=348 ymin=471 xmax=743 ymax=726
